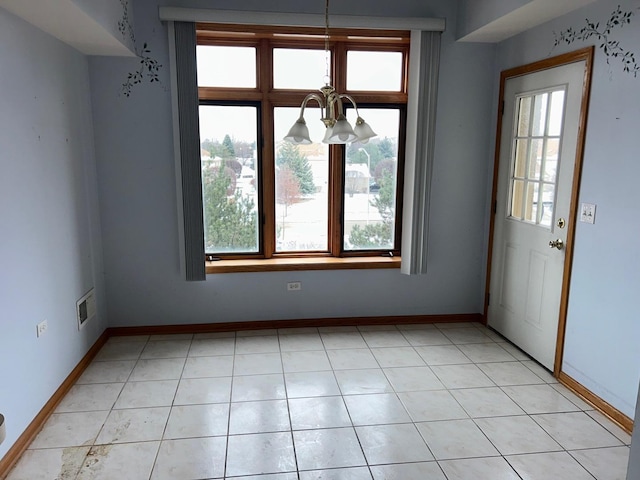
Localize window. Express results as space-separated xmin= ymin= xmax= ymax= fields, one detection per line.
xmin=509 ymin=89 xmax=565 ymax=228
xmin=196 ymin=24 xmax=409 ymax=263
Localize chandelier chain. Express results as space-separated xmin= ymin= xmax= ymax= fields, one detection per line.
xmin=324 ymin=0 xmax=330 ymax=52
xmin=283 ymin=0 xmax=376 ymax=145
xmin=324 ymin=0 xmax=330 ymax=84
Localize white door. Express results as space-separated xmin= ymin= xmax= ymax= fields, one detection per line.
xmin=488 ymin=60 xmax=587 ymax=370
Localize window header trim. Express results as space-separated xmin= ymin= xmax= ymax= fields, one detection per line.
xmin=159 ymin=7 xmax=446 ymax=32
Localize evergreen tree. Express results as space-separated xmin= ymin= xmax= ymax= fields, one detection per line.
xmin=221 ymin=134 xmax=236 ymax=160
xmin=348 ymin=170 xmax=395 ymax=250
xmin=276 ymin=142 xmax=315 ymax=195
xmin=203 ymin=165 xmax=257 ymax=252
xmin=374 ymin=158 xmax=396 ymax=183
xmin=201 ymin=138 xmax=218 ymax=158
xmin=202 ymin=138 xmax=231 ymax=159
xmin=378 ymin=137 xmax=395 ymax=160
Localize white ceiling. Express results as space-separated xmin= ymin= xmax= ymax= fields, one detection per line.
xmin=0 ymin=0 xmax=135 ymax=56
xmin=458 ymin=0 xmax=600 ymax=42
xmin=0 ymin=0 xmax=601 ymax=55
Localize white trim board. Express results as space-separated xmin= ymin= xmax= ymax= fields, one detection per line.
xmin=159 ymin=7 xmax=445 ymax=32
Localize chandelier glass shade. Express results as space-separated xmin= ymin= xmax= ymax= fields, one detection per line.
xmin=283 ymin=0 xmax=377 ymax=145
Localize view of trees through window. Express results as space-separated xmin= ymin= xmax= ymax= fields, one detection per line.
xmin=200 ymin=106 xmax=260 ymax=253
xmin=196 ymin=25 xmax=408 ymax=259
xmin=344 ymin=109 xmax=400 ymax=251
xmin=201 ymin=131 xmax=400 ymax=253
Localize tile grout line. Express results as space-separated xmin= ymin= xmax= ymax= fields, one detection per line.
xmin=7 ymin=324 xmax=631 ymax=480
xmin=277 ymin=332 xmax=300 ymax=479
xmin=317 ymin=329 xmax=370 ymax=476
xmin=147 ymin=334 xmax=190 ymax=480
xmin=223 ymin=331 xmax=237 ymax=480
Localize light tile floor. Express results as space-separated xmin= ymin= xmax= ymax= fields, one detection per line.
xmin=6 ymin=322 xmax=632 ymax=480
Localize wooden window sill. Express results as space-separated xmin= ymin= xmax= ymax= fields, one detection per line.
xmin=206 ymin=256 xmax=401 ymax=274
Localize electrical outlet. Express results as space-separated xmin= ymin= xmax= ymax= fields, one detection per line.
xmin=36 ymin=319 xmax=48 ymax=337
xmin=287 ymin=281 xmax=302 ymax=291
xmin=580 ymin=203 xmax=596 ymax=224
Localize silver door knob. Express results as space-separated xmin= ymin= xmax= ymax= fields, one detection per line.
xmin=549 ymin=239 xmax=564 ymax=250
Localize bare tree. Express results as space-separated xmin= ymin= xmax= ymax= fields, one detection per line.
xmin=276 ymin=165 xmax=301 ymax=217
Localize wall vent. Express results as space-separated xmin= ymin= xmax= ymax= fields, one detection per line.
xmin=77 ymin=288 xmax=96 ymax=330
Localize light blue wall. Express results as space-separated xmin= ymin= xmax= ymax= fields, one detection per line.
xmin=494 ymin=0 xmax=640 ymax=418
xmin=89 ymin=0 xmax=496 ymax=328
xmin=0 ymin=8 xmax=106 ymax=458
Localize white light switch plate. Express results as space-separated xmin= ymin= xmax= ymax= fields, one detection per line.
xmin=580 ymin=203 xmax=596 ymax=224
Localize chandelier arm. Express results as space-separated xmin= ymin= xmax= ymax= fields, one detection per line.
xmin=338 ymin=94 xmax=361 ymax=116
xmin=299 ymin=92 xmax=327 ymax=120
xmin=327 ymin=92 xmax=346 ymax=117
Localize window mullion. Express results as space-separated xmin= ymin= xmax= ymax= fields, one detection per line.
xmin=328 ymin=143 xmax=344 ymax=256
xmin=334 ymin=41 xmax=347 ymax=92
xmin=329 ymin=41 xmax=348 ymax=256
xmin=259 ymin=38 xmax=276 ymax=258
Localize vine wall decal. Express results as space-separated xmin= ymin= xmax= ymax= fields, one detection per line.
xmin=553 ymin=4 xmax=639 ymax=77
xmin=118 ymin=0 xmax=135 ymax=45
xmin=122 ymin=43 xmax=162 ymax=97
xmin=118 ymin=0 xmax=163 ymax=97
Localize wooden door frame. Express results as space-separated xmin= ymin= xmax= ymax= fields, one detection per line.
xmin=483 ymin=46 xmax=594 ymax=377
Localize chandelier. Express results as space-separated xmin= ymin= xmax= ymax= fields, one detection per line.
xmin=284 ymin=0 xmax=377 ymax=145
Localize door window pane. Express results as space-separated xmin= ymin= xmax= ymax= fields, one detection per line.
xmin=543 ymin=139 xmax=559 ymax=182
xmin=532 ymin=92 xmax=548 ymax=136
xmin=527 ymin=139 xmax=543 ymax=180
xmin=200 ymin=105 xmax=259 ymax=253
xmin=347 ymin=51 xmax=403 ymax=91
xmin=511 ymin=180 xmax=525 ymax=219
xmin=197 ymin=46 xmax=256 ymax=88
xmin=517 ymin=96 xmax=532 ymax=136
xmin=274 ymin=107 xmax=329 ymax=252
xmin=344 ymin=109 xmax=400 ymax=251
xmin=274 ymin=49 xmax=329 ymax=90
xmin=540 ymin=184 xmax=555 ymax=227
xmin=513 ymin=139 xmax=528 ymax=178
xmin=548 ymin=90 xmax=565 ymax=136
xmin=525 ymin=182 xmax=539 ymax=223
